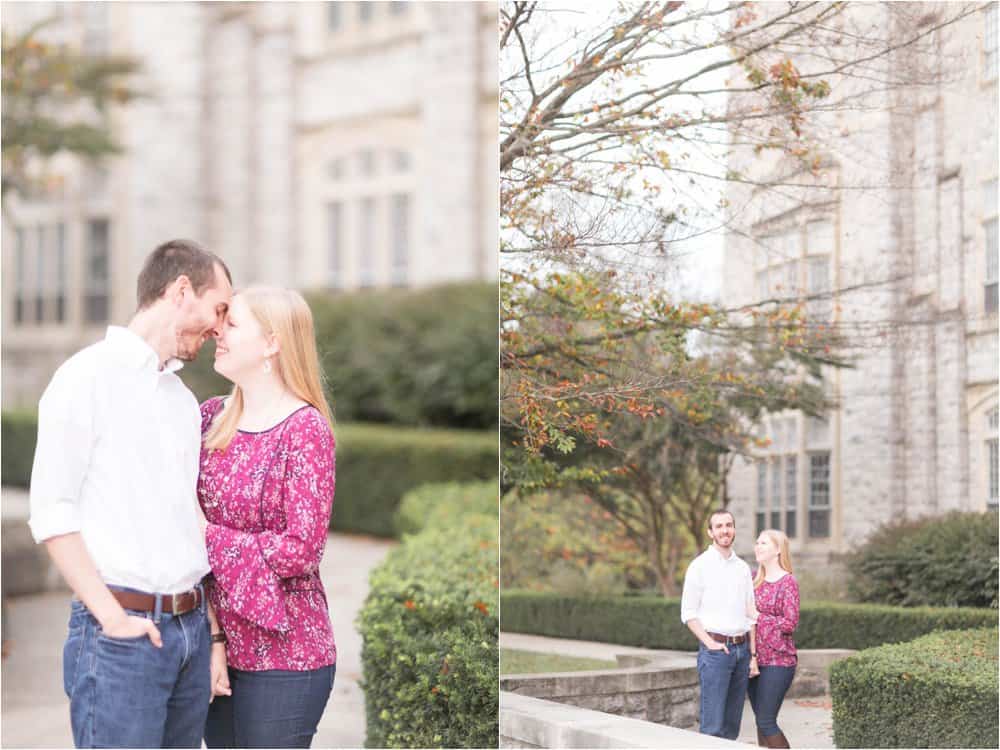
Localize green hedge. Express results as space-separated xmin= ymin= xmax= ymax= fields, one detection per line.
xmin=845 ymin=511 xmax=999 ymax=608
xmin=831 ymin=627 xmax=998 ymax=748
xmin=1 ymin=411 xmax=37 ymax=487
xmin=334 ymin=424 xmax=496 ymax=538
xmin=394 ymin=480 xmax=498 ymax=537
xmin=307 ymin=283 xmax=497 ymax=430
xmin=359 ymin=506 xmax=498 ymax=748
xmin=1 ymin=412 xmax=496 ymax=539
xmin=499 ymin=590 xmax=998 ymax=650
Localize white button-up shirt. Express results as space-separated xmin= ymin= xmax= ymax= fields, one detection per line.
xmin=680 ymin=545 xmax=758 ymax=636
xmin=28 ymin=326 xmax=210 ymax=594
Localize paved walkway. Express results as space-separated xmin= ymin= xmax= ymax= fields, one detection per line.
xmin=1 ymin=531 xmax=397 ymax=748
xmin=500 ymin=632 xmax=835 ymax=748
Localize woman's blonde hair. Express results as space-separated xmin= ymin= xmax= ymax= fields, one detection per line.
xmin=204 ymin=286 xmax=333 ymax=452
xmin=753 ymin=528 xmax=793 ymax=588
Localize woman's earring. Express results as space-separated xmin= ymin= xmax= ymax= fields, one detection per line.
xmin=263 ymin=358 xmax=272 ymax=374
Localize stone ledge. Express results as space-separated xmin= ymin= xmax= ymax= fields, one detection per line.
xmin=501 ymin=652 xmax=699 ymax=728
xmin=500 ymin=691 xmax=748 ymax=749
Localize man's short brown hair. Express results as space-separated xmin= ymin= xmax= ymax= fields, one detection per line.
xmin=708 ymin=509 xmax=735 ymax=528
xmin=136 ymin=239 xmax=231 ymax=310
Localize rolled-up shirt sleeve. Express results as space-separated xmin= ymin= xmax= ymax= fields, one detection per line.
xmin=680 ymin=558 xmax=702 ymax=624
xmin=28 ymin=365 xmax=95 ymax=543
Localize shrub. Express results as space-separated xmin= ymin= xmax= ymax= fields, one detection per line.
xmin=499 ymin=590 xmax=997 ymax=650
xmin=845 ymin=511 xmax=999 ymax=608
xmin=335 ymin=424 xmax=496 ymax=538
xmin=359 ymin=511 xmax=499 ymax=748
xmin=307 ymin=283 xmax=497 ymax=430
xmin=1 ymin=411 xmax=37 ymax=487
xmin=1 ymin=412 xmax=496 ymax=539
xmin=394 ymin=480 xmax=498 ymax=537
xmin=831 ymin=627 xmax=998 ymax=748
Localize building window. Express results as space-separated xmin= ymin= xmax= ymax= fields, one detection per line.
xmin=808 ymin=452 xmax=831 ymax=538
xmin=785 ymin=455 xmax=797 ymax=538
xmin=328 ymin=158 xmax=345 ymax=181
xmin=328 ymin=202 xmax=343 ymax=289
xmin=782 ymin=260 xmax=800 ymax=297
xmin=389 ymin=1 xmax=408 ymax=15
xmin=55 ymin=223 xmax=66 ymax=323
xmin=989 ymin=439 xmax=999 ymax=510
xmin=358 ymin=149 xmax=376 ymax=178
xmin=985 ymin=3 xmax=998 ymax=81
xmin=770 ymin=459 xmax=781 ymax=530
xmin=807 ymin=255 xmax=831 ymax=321
xmin=328 ymin=1 xmax=342 ymax=31
xmin=756 ymin=269 xmax=769 ymax=302
xmin=392 ymin=149 xmax=411 ymax=173
xmin=807 ymin=415 xmax=830 ymax=446
xmin=988 ymin=407 xmax=999 ymax=511
xmin=358 ymin=197 xmax=376 ymax=288
xmin=85 ymin=219 xmax=111 ymax=324
xmin=987 ymin=219 xmax=998 ymax=314
xmin=390 ymin=193 xmax=409 ymax=287
xmin=15 ymin=228 xmax=26 ymax=325
xmin=756 ymin=462 xmax=766 ymax=535
xmin=985 ymin=179 xmax=998 ymax=315
xmin=358 ymin=2 xmax=374 ymax=24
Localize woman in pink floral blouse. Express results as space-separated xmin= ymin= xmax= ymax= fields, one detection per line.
xmin=748 ymin=529 xmax=799 ymax=749
xmin=197 ymin=287 xmax=336 ymax=749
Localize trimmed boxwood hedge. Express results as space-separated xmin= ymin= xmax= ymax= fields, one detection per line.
xmin=499 ymin=590 xmax=997 ymax=650
xmin=831 ymin=627 xmax=998 ymax=748
xmin=359 ymin=488 xmax=498 ymax=748
xmin=332 ymin=423 xmax=496 ymax=537
xmin=394 ymin=480 xmax=498 ymax=537
xmin=1 ymin=411 xmax=496 ymax=539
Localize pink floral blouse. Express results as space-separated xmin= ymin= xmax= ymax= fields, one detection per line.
xmin=753 ymin=573 xmax=800 ymax=668
xmin=198 ymin=397 xmax=337 ymax=672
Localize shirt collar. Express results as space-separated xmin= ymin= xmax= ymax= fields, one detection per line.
xmin=105 ymin=326 xmax=185 ymax=375
xmin=707 ymin=544 xmax=738 ymax=563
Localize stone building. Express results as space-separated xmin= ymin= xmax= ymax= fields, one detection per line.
xmin=1 ymin=1 xmax=498 ymax=408
xmin=722 ymin=2 xmax=999 ymax=574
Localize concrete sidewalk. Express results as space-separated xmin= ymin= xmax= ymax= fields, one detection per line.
xmin=500 ymin=632 xmax=835 ymax=748
xmin=1 ymin=531 xmax=396 ymax=749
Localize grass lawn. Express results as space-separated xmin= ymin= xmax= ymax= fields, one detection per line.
xmin=500 ymin=648 xmax=618 ymax=675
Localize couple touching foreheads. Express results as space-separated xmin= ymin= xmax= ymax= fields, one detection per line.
xmin=29 ymin=240 xmax=337 ymax=748
xmin=681 ymin=510 xmax=801 ymax=748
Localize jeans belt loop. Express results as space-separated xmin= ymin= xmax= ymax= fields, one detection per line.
xmin=153 ymin=593 xmax=163 ymax=624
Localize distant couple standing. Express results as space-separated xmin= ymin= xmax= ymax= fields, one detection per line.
xmin=681 ymin=510 xmax=800 ymax=748
xmin=29 ymin=240 xmax=337 ymax=748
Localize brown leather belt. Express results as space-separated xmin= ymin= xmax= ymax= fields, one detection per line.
xmin=708 ymin=632 xmax=747 ymax=645
xmin=110 ymin=587 xmax=204 ymax=616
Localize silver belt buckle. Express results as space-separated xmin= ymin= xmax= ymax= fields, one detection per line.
xmin=171 ymin=593 xmax=182 ymax=615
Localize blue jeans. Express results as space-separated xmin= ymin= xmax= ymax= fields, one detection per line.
xmin=748 ymin=665 xmax=796 ymax=736
xmin=697 ymin=641 xmax=750 ymax=739
xmin=203 ymin=664 xmax=336 ymax=748
xmin=63 ymin=590 xmax=211 ymax=748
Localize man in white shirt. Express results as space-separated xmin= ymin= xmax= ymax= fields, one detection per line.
xmin=29 ymin=239 xmax=233 ymax=749
xmin=680 ymin=509 xmax=758 ymax=740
